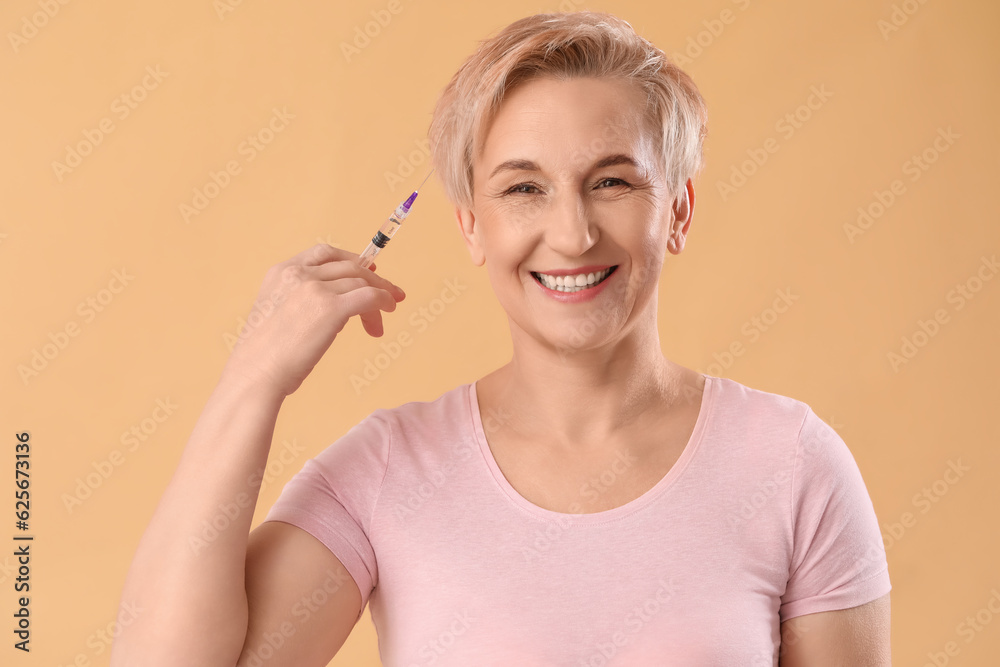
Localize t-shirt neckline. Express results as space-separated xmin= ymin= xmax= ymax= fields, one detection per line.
xmin=467 ymin=374 xmax=718 ymax=523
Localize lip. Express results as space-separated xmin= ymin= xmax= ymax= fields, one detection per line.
xmin=531 ymin=265 xmax=618 ymax=303
xmin=532 ymin=264 xmax=615 ymax=277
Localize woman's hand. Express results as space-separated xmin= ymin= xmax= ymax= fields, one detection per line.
xmin=221 ymin=243 xmax=406 ymax=397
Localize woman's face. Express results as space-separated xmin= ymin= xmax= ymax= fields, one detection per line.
xmin=455 ymin=75 xmax=694 ymax=355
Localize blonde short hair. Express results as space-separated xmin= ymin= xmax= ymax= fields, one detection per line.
xmin=427 ymin=10 xmax=709 ymax=210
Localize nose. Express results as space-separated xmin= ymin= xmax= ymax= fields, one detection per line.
xmin=542 ymin=192 xmax=598 ymax=258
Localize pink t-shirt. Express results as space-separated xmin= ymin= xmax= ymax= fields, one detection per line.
xmin=263 ymin=374 xmax=891 ymax=665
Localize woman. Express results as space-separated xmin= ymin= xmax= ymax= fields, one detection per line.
xmin=112 ymin=10 xmax=891 ymax=666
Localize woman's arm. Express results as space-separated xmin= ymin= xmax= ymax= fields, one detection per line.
xmin=110 ymin=371 xmax=286 ymax=666
xmin=236 ymin=521 xmax=363 ymax=666
xmin=110 ymin=244 xmax=405 ymax=665
xmin=779 ymin=593 xmax=892 ymax=666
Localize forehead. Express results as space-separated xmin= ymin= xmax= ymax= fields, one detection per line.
xmin=477 ymin=76 xmax=654 ymax=175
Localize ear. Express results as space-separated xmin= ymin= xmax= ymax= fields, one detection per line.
xmin=454 ymin=205 xmax=486 ymax=266
xmin=667 ymin=178 xmax=696 ymax=255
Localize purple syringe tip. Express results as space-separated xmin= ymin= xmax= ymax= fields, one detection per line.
xmin=401 ymin=190 xmax=419 ymax=212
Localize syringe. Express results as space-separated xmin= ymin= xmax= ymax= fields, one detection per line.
xmin=357 ymin=169 xmax=435 ymax=269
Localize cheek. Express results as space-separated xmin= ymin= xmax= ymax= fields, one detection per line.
xmin=480 ymin=222 xmax=537 ymax=264
xmin=634 ymin=240 xmax=667 ymax=284
xmin=635 ymin=216 xmax=669 ymax=255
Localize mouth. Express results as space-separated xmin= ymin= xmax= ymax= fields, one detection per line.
xmin=530 ymin=266 xmax=618 ymax=293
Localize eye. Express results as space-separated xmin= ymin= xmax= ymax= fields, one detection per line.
xmin=596 ymin=177 xmax=630 ymax=189
xmin=502 ymin=178 xmax=630 ymax=196
xmin=504 ymin=182 xmax=542 ymax=195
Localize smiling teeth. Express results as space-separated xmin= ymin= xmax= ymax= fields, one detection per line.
xmin=535 ymin=267 xmax=613 ymax=292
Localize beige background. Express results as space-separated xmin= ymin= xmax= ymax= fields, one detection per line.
xmin=2 ymin=0 xmax=998 ymax=664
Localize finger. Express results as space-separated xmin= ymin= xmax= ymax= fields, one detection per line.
xmin=319 ymin=276 xmax=405 ymax=306
xmin=326 ymin=280 xmax=397 ymax=316
xmin=360 ymin=310 xmax=384 ymax=337
xmin=302 ymin=260 xmax=406 ymax=299
xmin=345 ymin=285 xmax=399 ymax=338
xmin=322 ymin=276 xmax=372 ymax=296
xmin=281 ymin=243 xmax=363 ymax=269
xmin=276 ymin=243 xmax=336 ymax=268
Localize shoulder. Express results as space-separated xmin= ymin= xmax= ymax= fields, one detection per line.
xmin=707 ymin=374 xmax=814 ymax=439
xmin=337 ymin=382 xmax=475 ymax=472
xmin=370 ymin=382 xmax=474 ymax=439
xmin=309 ymin=383 xmax=471 ymax=470
xmin=717 ymin=379 xmax=861 ymax=485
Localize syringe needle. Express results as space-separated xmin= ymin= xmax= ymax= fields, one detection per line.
xmin=415 ymin=168 xmax=435 ymax=191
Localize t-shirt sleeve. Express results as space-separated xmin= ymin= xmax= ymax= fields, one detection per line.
xmin=261 ymin=409 xmax=392 ymax=620
xmin=779 ymin=407 xmax=891 ymax=622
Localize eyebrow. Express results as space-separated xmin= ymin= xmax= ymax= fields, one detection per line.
xmin=487 ymin=153 xmax=642 ymax=180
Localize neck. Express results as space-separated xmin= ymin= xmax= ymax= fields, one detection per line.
xmin=482 ymin=302 xmax=686 ymax=450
